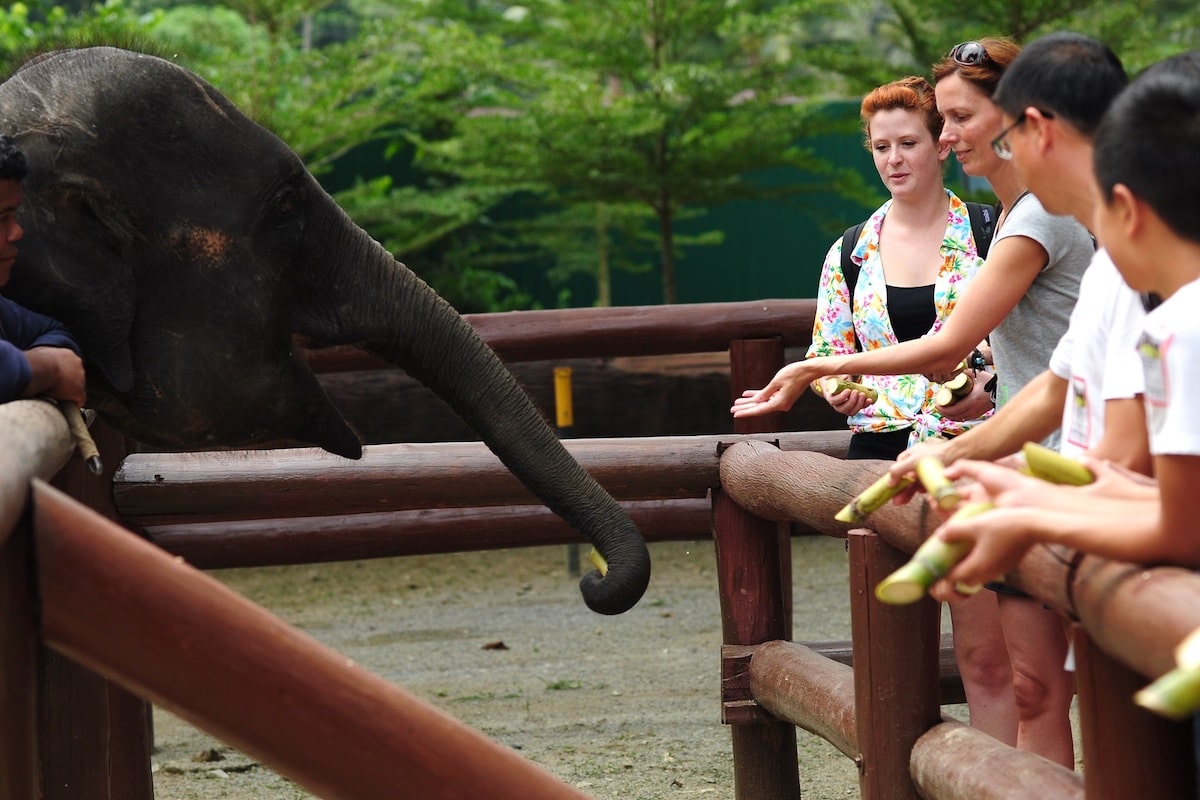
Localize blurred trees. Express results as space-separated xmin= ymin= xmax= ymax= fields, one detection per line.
xmin=1 ymin=0 xmax=1198 ymax=309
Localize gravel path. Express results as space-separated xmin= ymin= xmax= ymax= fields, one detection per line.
xmin=150 ymin=537 xmax=869 ymax=799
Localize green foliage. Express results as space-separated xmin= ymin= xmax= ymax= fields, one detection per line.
xmin=5 ymin=0 xmax=1200 ymax=310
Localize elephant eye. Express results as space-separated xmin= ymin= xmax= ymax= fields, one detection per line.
xmin=270 ymin=185 xmax=301 ymax=223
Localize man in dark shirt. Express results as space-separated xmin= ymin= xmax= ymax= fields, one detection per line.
xmin=0 ymin=133 xmax=85 ymax=405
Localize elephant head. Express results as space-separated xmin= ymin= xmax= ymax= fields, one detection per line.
xmin=0 ymin=47 xmax=649 ymax=614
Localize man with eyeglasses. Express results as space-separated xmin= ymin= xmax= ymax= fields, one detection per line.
xmin=891 ymin=33 xmax=1148 ymax=491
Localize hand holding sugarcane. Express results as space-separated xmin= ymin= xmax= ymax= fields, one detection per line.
xmin=869 ymin=445 xmax=1100 ymax=604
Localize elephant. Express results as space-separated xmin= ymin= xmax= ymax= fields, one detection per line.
xmin=0 ymin=46 xmax=650 ymax=615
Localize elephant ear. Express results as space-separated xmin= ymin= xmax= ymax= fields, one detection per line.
xmin=13 ymin=171 xmax=139 ymax=392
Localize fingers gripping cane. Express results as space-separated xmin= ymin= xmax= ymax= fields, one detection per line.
xmin=58 ymin=401 xmax=104 ymax=476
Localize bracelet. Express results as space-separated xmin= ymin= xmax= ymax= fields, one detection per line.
xmin=983 ymin=373 xmax=998 ymax=403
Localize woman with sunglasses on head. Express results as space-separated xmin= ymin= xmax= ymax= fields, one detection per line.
xmin=735 ymin=37 xmax=1093 ymax=767
xmin=808 ymin=76 xmax=996 ymax=461
xmin=808 ymin=74 xmax=1020 ymax=747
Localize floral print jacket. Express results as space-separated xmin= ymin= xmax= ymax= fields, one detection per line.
xmin=805 ymin=191 xmax=992 ymax=445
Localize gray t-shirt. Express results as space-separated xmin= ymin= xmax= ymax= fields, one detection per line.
xmin=988 ymin=192 xmax=1092 ymax=447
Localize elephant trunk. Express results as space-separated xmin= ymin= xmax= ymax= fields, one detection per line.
xmin=301 ymin=225 xmax=650 ymax=614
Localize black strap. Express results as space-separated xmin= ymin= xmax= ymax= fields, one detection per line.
xmin=839 ymin=201 xmax=996 ymax=350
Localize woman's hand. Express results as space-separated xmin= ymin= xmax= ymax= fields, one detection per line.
xmin=821 ymin=376 xmax=874 ymax=416
xmin=935 ymin=370 xmax=994 ymax=422
xmin=732 ymin=358 xmax=835 ymax=418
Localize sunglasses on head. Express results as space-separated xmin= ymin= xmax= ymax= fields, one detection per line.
xmin=950 ymin=41 xmax=991 ymax=67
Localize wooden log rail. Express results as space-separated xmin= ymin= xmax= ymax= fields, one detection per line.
xmin=117 ymin=432 xmax=852 ymax=566
xmin=304 ymin=299 xmax=817 ymax=370
xmin=718 ymin=442 xmax=1197 ymax=800
xmin=17 ymin=478 xmax=592 ymax=800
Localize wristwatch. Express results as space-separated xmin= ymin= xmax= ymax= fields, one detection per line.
xmin=970 ymin=349 xmax=987 ymax=372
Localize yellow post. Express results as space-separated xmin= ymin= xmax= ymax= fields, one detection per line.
xmin=554 ymin=367 xmax=579 ymax=575
xmin=553 ymin=367 xmax=574 ymax=429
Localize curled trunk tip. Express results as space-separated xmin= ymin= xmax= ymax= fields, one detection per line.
xmin=577 ymin=537 xmax=651 ymax=615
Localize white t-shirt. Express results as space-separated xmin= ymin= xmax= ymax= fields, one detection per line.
xmin=1139 ymin=276 xmax=1200 ymax=456
xmin=1047 ymin=250 xmax=1146 ymax=457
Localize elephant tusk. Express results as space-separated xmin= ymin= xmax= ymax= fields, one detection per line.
xmin=587 ymin=547 xmax=609 ymax=577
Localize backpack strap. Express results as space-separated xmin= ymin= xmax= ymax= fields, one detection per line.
xmin=840 ymin=221 xmax=867 ymax=298
xmin=964 ymin=201 xmax=996 ymax=258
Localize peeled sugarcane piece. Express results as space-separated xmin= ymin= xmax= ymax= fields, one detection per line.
xmin=934 ymin=370 xmax=974 ymax=407
xmin=835 ymin=472 xmax=916 ymax=524
xmin=1134 ymin=667 xmax=1200 ymax=721
xmin=587 ymin=547 xmax=608 ymax=577
xmin=1019 ymin=441 xmax=1095 ymax=486
xmin=1175 ymin=625 xmax=1200 ymax=670
xmin=874 ymin=501 xmax=993 ymax=605
xmin=813 ymin=376 xmax=879 ymax=403
xmin=915 ymin=456 xmax=961 ymax=511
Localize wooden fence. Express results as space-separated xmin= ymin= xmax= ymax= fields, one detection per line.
xmin=3 ymin=298 xmax=1195 ymax=799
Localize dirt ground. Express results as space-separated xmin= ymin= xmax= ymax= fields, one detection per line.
xmin=149 ymin=536 xmax=878 ymax=800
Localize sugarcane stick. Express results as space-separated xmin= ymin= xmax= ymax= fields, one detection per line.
xmin=1019 ymin=441 xmax=1094 ymax=486
xmin=874 ymin=501 xmax=993 ymax=605
xmin=812 ymin=376 xmax=879 ymax=403
xmin=915 ymin=456 xmax=960 ymax=510
xmin=1175 ymin=625 xmax=1200 ymax=670
xmin=59 ymin=401 xmax=103 ymax=476
xmin=1134 ymin=667 xmax=1200 ymax=721
xmin=1133 ymin=624 xmax=1200 ymax=720
xmin=587 ymin=547 xmax=608 ymax=577
xmin=934 ymin=370 xmax=974 ymax=407
xmin=835 ymin=472 xmax=915 ymax=524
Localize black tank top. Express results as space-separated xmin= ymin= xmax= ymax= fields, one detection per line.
xmin=886 ymin=284 xmax=936 ymax=343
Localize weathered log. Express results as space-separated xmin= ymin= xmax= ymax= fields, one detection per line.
xmin=114 ymin=431 xmax=851 ymax=526
xmin=719 ymin=441 xmax=936 ymax=543
xmin=33 ymin=480 xmax=591 ymax=800
xmin=146 ymin=499 xmax=713 ymax=569
xmin=0 ymin=399 xmax=73 ymax=544
xmin=749 ymin=641 xmax=858 ymax=759
xmin=910 ymin=720 xmax=1083 ymax=799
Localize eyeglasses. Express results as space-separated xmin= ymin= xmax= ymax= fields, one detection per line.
xmin=991 ymin=108 xmax=1055 ymax=160
xmin=950 ymin=41 xmax=991 ymax=67
xmin=991 ymin=113 xmax=1026 ymax=160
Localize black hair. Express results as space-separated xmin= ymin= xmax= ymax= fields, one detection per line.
xmin=0 ymin=134 xmax=26 ymax=182
xmin=1094 ymin=60 xmax=1200 ymax=245
xmin=993 ymin=32 xmax=1127 ymax=137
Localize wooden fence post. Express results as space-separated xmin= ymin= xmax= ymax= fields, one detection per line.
xmin=728 ymin=336 xmax=792 ymax=636
xmin=847 ymin=529 xmax=940 ymax=800
xmin=713 ymin=488 xmax=800 ymax=800
xmin=1 ymin=514 xmax=39 ymax=800
xmin=1072 ymin=624 xmax=1196 ymax=800
xmin=42 ymin=418 xmax=152 ymax=800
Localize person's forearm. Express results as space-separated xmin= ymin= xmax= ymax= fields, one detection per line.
xmin=941 ymin=371 xmax=1065 ymax=463
xmin=1003 ymin=501 xmax=1172 ymax=565
xmin=815 ymin=331 xmax=973 ymax=382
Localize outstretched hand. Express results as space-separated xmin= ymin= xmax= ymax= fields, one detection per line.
xmin=730 ymin=358 xmax=836 ymax=418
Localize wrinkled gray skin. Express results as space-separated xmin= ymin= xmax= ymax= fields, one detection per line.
xmin=0 ymin=47 xmax=649 ymax=614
